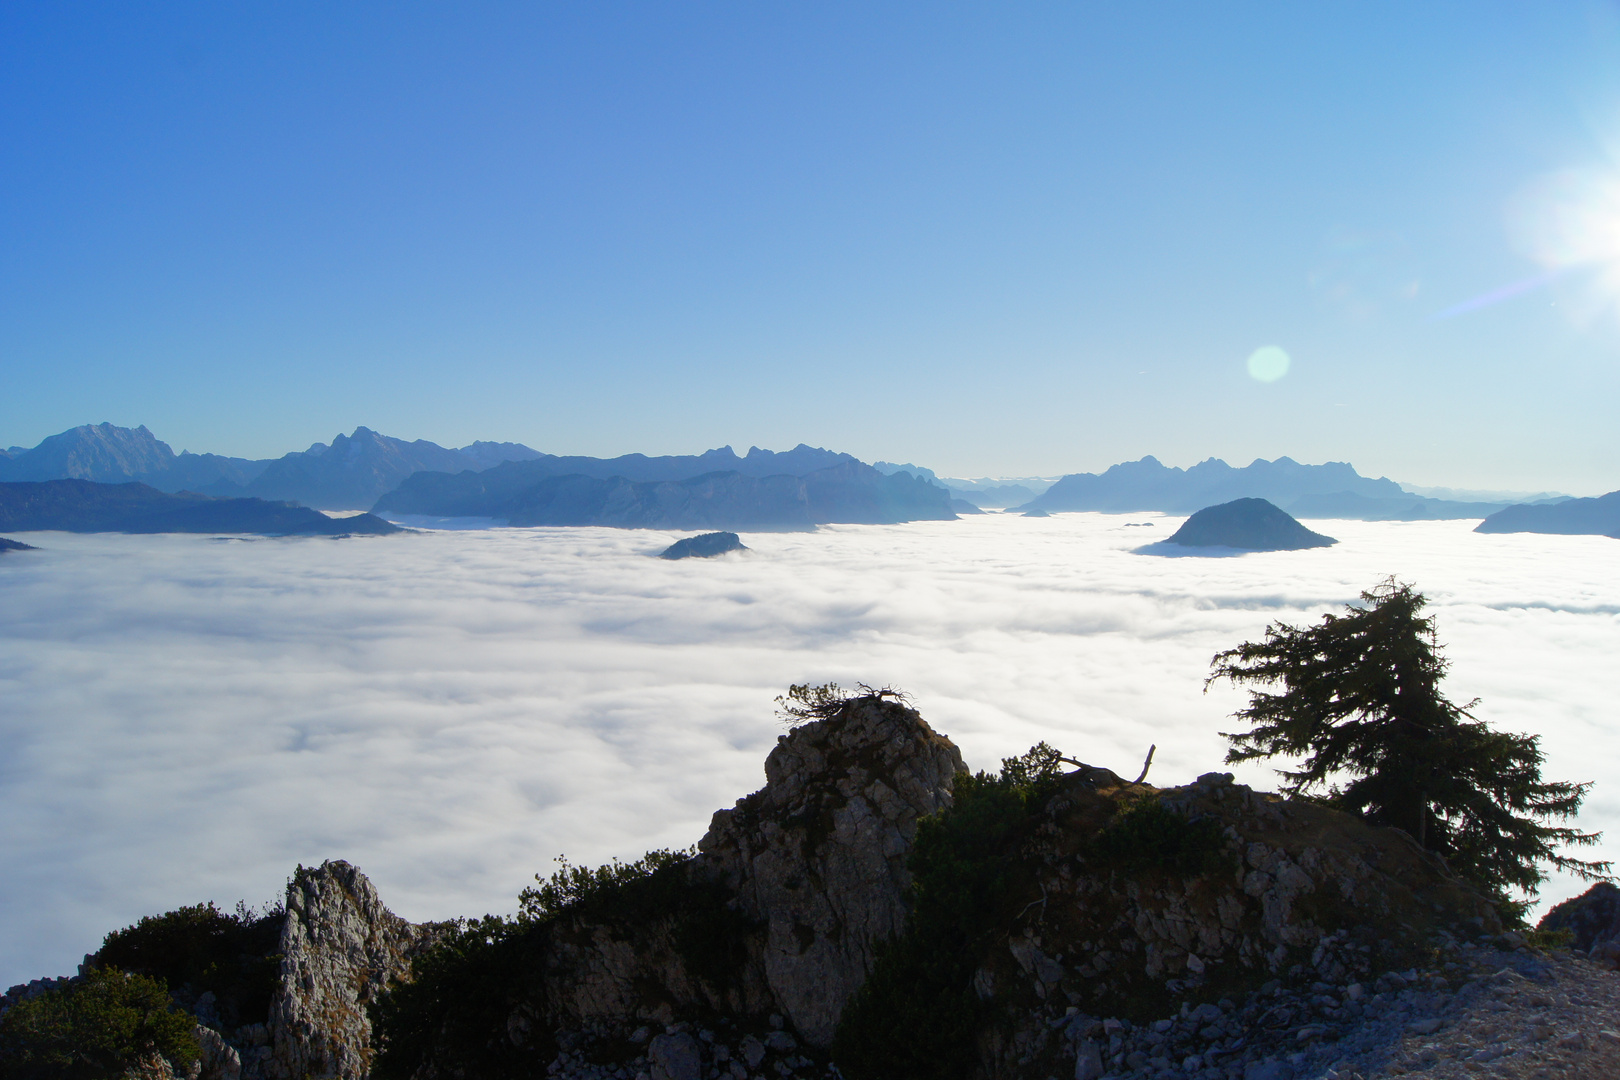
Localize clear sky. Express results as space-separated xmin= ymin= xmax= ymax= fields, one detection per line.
xmin=3 ymin=3 xmax=1619 ymax=492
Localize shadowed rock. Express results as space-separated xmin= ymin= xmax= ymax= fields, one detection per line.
xmin=1539 ymin=882 xmax=1620 ymax=952
xmin=660 ymin=531 xmax=747 ymax=559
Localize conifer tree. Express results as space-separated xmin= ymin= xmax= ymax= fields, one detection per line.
xmin=1207 ymin=578 xmax=1610 ymax=913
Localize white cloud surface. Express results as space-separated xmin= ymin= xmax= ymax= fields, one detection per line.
xmin=2 ymin=516 xmax=1617 ymax=988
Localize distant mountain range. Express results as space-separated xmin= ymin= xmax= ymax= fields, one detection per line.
xmin=1016 ymin=456 xmax=1544 ymax=520
xmin=4 ymin=423 xmax=1603 ymax=533
xmin=0 ymin=480 xmax=399 ymax=535
xmin=1475 ymin=491 xmax=1620 ymax=538
xmin=375 ymin=458 xmax=954 ymax=528
xmin=0 ymin=424 xmax=546 ymax=509
xmin=0 ymin=424 xmax=868 ymax=511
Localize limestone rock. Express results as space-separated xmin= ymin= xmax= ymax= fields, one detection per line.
xmin=697 ymin=695 xmax=965 ymax=1045
xmin=532 ymin=695 xmax=965 ymax=1049
xmin=260 ymin=860 xmax=440 ymax=1080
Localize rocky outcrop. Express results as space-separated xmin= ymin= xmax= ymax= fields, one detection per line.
xmin=1539 ymin=882 xmax=1620 ymax=953
xmin=697 ymin=696 xmax=965 ymax=1044
xmin=259 ymin=861 xmax=439 ymax=1080
xmin=957 ymin=769 xmax=1501 ymax=1078
xmin=536 ymin=696 xmax=966 ymax=1048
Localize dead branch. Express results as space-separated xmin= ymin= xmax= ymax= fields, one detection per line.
xmin=1134 ymin=744 xmax=1156 ymax=784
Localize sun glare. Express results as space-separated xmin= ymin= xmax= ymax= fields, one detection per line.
xmin=1509 ymin=166 xmax=1620 ymax=321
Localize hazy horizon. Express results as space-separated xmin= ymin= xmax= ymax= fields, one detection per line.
xmin=0 ymin=420 xmax=1595 ymax=500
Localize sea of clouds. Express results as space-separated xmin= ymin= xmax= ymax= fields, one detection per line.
xmin=2 ymin=514 xmax=1617 ymax=988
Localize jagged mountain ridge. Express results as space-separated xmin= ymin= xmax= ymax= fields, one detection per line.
xmin=374 ymin=458 xmax=957 ymax=528
xmin=0 ymin=424 xmax=874 ymax=511
xmin=0 ymin=423 xmax=272 ymax=492
xmin=1023 ymin=456 xmax=1411 ymax=515
xmin=1017 ymin=455 xmax=1533 ymax=520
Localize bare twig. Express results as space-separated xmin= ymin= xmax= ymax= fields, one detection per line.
xmin=1016 ymin=882 xmax=1049 ymax=921
xmin=1134 ymin=744 xmax=1157 ymax=784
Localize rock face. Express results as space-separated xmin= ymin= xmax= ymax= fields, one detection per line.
xmin=660 ymin=531 xmax=747 ymax=559
xmin=1163 ymin=497 xmax=1336 ymax=551
xmin=698 ymin=697 xmax=966 ymax=1044
xmin=260 ymin=861 xmax=439 ymax=1080
xmin=536 ymin=697 xmax=966 ymax=1048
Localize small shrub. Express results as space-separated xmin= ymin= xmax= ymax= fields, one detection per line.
xmin=518 ymin=848 xmax=694 ymax=922
xmin=833 ymin=745 xmax=1067 ymax=1080
xmin=374 ymin=846 xmax=754 ymax=1079
xmin=774 ymin=682 xmax=909 ymax=726
xmin=0 ymin=968 xmax=199 ymax=1080
xmin=96 ymin=901 xmax=283 ymax=1027
xmin=1524 ymin=926 xmax=1574 ymax=950
xmin=1086 ymin=798 xmax=1234 ymax=879
xmin=369 ymin=915 xmax=545 ymax=1080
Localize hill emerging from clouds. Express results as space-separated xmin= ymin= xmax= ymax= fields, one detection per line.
xmin=0 ymin=479 xmax=399 ymax=536
xmin=1475 ymin=491 xmax=1620 ymax=538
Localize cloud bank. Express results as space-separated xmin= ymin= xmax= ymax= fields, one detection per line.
xmin=2 ymin=516 xmax=1617 ymax=987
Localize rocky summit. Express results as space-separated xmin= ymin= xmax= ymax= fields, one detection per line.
xmin=8 ymin=698 xmax=1620 ymax=1080
xmin=660 ymin=532 xmax=748 ymax=560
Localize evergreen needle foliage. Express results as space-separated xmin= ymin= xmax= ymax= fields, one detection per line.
xmin=0 ymin=969 xmax=199 ymax=1080
xmin=518 ymin=848 xmax=695 ymax=922
xmin=96 ymin=901 xmax=284 ymax=1028
xmin=1207 ymin=577 xmax=1610 ymax=913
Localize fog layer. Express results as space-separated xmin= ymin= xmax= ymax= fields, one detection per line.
xmin=2 ymin=516 xmax=1616 ymax=987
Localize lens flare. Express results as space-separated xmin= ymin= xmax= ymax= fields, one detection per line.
xmin=1246 ymin=345 xmax=1290 ymax=382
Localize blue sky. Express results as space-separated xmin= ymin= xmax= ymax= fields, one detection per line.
xmin=3 ymin=3 xmax=1619 ymax=491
